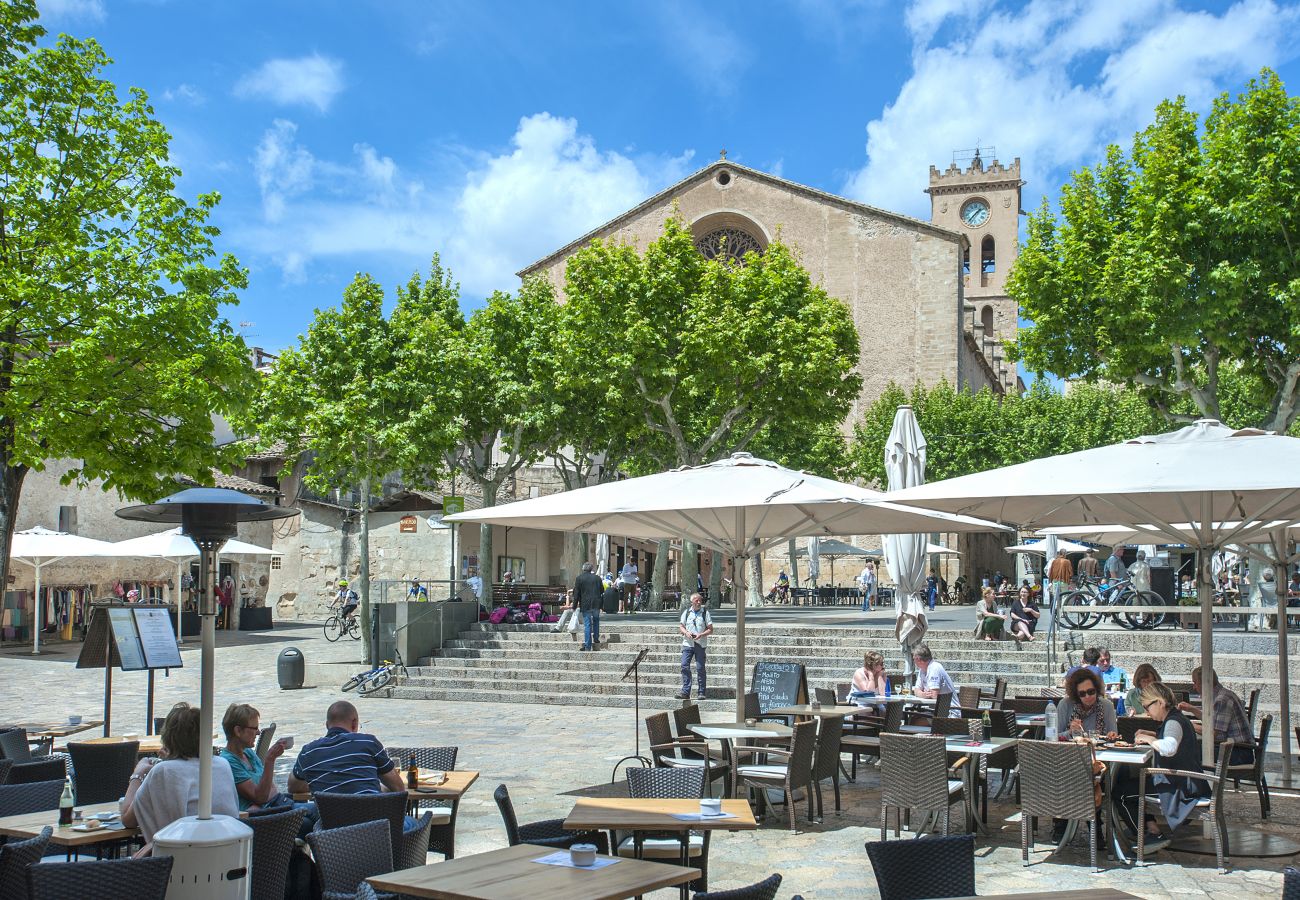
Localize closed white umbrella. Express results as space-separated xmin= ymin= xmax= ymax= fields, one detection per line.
xmin=887 ymin=418 xmax=1300 ymax=770
xmin=885 ymin=406 xmax=929 ymax=686
xmin=11 ymin=527 xmax=120 ymax=655
xmin=448 ymin=451 xmax=1008 ymax=718
xmin=807 ymin=537 xmax=820 ymax=586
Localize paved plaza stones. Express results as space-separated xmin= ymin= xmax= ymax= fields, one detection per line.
xmin=1 ymin=623 xmax=1295 ymax=898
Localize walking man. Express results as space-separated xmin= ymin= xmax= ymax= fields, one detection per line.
xmin=858 ymin=559 xmax=876 ymax=612
xmin=619 ymin=560 xmax=639 ymax=614
xmin=1047 ymin=548 xmax=1073 ymax=610
xmin=574 ymin=562 xmax=603 ymax=651
xmin=676 ymin=592 xmax=713 ymax=700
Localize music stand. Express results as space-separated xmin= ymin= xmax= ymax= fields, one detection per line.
xmin=610 ymin=648 xmax=652 ymax=781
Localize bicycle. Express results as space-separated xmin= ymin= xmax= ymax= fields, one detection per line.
xmin=342 ymin=648 xmax=407 ymax=694
xmin=323 ymin=600 xmax=361 ymax=642
xmin=1057 ymin=576 xmax=1165 ymax=630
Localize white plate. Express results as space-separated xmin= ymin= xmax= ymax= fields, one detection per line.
xmin=92 ymin=812 xmax=118 ymax=821
xmin=71 ymin=824 xmax=105 ymax=832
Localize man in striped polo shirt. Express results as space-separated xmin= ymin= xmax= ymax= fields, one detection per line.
xmin=289 ymin=700 xmax=408 ymax=797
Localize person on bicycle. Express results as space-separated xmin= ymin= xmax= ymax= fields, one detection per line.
xmin=335 ymin=580 xmax=359 ymax=624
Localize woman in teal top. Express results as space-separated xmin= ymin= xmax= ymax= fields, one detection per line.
xmin=220 ymin=703 xmax=288 ymax=811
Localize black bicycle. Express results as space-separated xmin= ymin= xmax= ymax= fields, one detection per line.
xmin=323 ymin=598 xmax=361 ymax=642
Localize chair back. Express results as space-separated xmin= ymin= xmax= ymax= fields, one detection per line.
xmin=957 ymin=686 xmax=981 ymax=710
xmin=1117 ymin=716 xmax=1158 ymax=744
xmin=1250 ymin=715 xmax=1273 ymax=777
xmin=879 ymin=734 xmax=950 ymax=812
xmin=627 ymin=765 xmax=705 ymax=799
xmin=835 ymin=683 xmax=852 ymax=703
xmin=987 ymin=709 xmax=1016 ymax=739
xmin=743 ymin=692 xmax=761 ymax=719
xmin=0 ymin=731 xmax=32 ymax=763
xmin=385 ymin=746 xmax=458 ymax=772
xmin=0 ymin=780 xmax=63 ymax=818
xmin=314 ymin=790 xmax=408 ymax=869
xmin=929 ymin=717 xmax=977 ymax=738
xmin=814 ymin=687 xmax=837 ymax=707
xmin=1246 ymin=688 xmax=1260 ymax=727
xmin=246 ymin=805 xmax=306 ymax=900
xmin=396 ymin=812 xmax=434 ymax=870
xmin=864 ymin=833 xmax=975 ymax=900
xmin=644 ymin=712 xmax=679 ymax=766
xmin=932 ymin=692 xmax=952 ymax=719
xmin=494 ymin=784 xmax=523 ymax=845
xmin=67 ymin=741 xmax=139 ymax=806
xmin=811 ymin=715 xmax=844 ymax=782
xmin=692 ymin=872 xmax=783 ymax=900
xmin=672 ymin=704 xmax=703 ymax=742
xmin=26 ymin=857 xmax=173 ymax=900
xmin=992 ymin=677 xmax=1008 ymax=705
xmin=1003 ymin=696 xmax=1049 ymax=715
xmin=1017 ymin=740 xmax=1096 ymax=820
xmin=0 ymin=759 xmax=12 ymax=786
xmin=254 ymin=723 xmax=277 ymax=762
xmin=304 ymin=820 xmax=392 ymax=899
xmin=0 ymin=825 xmax=51 ymax=900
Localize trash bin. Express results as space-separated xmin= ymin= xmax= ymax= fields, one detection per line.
xmin=277 ymin=647 xmax=304 ymax=690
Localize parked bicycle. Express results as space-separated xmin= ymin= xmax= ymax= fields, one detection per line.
xmin=1056 ymin=575 xmax=1165 ymax=630
xmin=323 ymin=598 xmax=361 ymax=642
xmin=342 ymin=648 xmax=408 ymax=694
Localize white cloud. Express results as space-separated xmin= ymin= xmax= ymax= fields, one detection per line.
xmin=653 ymin=3 xmax=751 ymax=94
xmin=234 ymin=54 xmax=344 ymax=113
xmin=237 ymin=113 xmax=693 ymax=294
xmin=161 ymin=83 xmax=204 ymax=105
xmin=39 ymin=0 xmax=105 ymax=22
xmin=845 ymin=0 xmax=1300 ymax=218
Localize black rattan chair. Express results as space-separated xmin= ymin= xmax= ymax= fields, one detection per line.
xmin=864 ymin=833 xmax=975 ymax=900
xmin=810 ymin=714 xmax=844 ymax=818
xmin=0 ymin=781 xmax=63 ymax=818
xmin=304 ymin=820 xmax=395 ymax=900
xmin=1017 ymin=739 xmax=1100 ymax=871
xmin=1117 ymin=716 xmax=1159 ymax=744
xmin=1003 ymin=696 xmax=1050 ymax=716
xmin=26 ymin=856 xmax=173 ymax=900
xmin=1139 ymin=739 xmax=1233 ymax=873
xmin=622 ymin=766 xmax=710 ymax=892
xmin=0 ymin=825 xmax=50 ymax=900
xmin=67 ymin=741 xmax=138 ymax=806
xmin=384 ymin=746 xmax=461 ymax=857
xmin=840 ymin=702 xmax=903 ymax=780
xmin=645 ymin=712 xmax=729 ymax=793
xmin=0 ymin=760 xmax=11 ymax=786
xmin=314 ymin=790 xmax=408 ymax=870
xmin=1225 ymin=714 xmax=1272 ymax=819
xmin=879 ymin=733 xmax=967 ymax=839
xmin=0 ymin=731 xmax=64 ymax=785
xmin=494 ymin=784 xmax=609 ymax=852
xmin=692 ymin=872 xmax=782 ymax=900
xmin=733 ymin=720 xmax=817 ymax=834
xmin=1283 ymin=865 xmax=1300 ymax=900
xmin=247 ymin=805 xmax=307 ymax=900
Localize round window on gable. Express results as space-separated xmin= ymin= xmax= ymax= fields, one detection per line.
xmin=716 ymin=170 xmax=732 ymax=186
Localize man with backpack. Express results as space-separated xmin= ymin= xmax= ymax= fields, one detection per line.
xmin=676 ymin=593 xmax=713 ymax=700
xmin=574 ymin=562 xmax=604 ymax=651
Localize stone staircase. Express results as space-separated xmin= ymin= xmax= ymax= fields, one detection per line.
xmin=368 ymin=619 xmax=1298 ymax=729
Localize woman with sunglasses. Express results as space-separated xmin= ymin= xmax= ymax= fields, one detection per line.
xmin=1056 ymin=668 xmax=1118 ymax=738
xmin=220 ymin=702 xmax=290 ymax=811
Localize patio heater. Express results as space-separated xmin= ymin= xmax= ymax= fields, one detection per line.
xmin=117 ymin=488 xmax=297 ymax=900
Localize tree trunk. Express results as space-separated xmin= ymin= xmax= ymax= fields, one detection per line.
xmin=0 ymin=463 xmax=28 ymax=634
xmin=479 ymin=479 xmax=497 ymax=586
xmin=651 ymin=539 xmax=670 ymax=611
xmin=708 ymin=551 xmax=723 ymax=605
xmin=748 ymin=555 xmax=764 ymax=607
xmin=561 ymin=532 xmax=587 ymax=588
xmin=681 ymin=539 xmax=699 ymax=602
xmin=358 ymin=473 xmax=372 ymax=665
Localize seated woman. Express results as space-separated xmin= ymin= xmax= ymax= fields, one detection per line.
xmin=219 ymin=703 xmax=290 ymax=811
xmin=122 ymin=702 xmax=240 ymax=856
xmin=1117 ymin=682 xmax=1210 ymax=851
xmin=1056 ymin=668 xmax=1118 ymax=738
xmin=974 ymin=587 xmax=1005 ymax=641
xmin=1008 ymin=586 xmax=1040 ymax=642
xmin=1126 ymin=663 xmax=1161 ymax=716
xmin=849 ymin=651 xmax=889 ymax=709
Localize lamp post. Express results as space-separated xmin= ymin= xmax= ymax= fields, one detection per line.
xmin=117 ymin=488 xmax=296 ymax=898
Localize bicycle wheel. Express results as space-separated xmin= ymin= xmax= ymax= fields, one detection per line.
xmin=359 ymin=669 xmax=392 ymax=695
xmin=1122 ymin=590 xmax=1165 ymax=630
xmin=323 ymin=616 xmax=343 ymax=642
xmin=1057 ymin=591 xmax=1093 ymax=629
xmin=341 ymin=671 xmax=370 ymax=692
xmin=346 ymin=617 xmax=361 ymax=640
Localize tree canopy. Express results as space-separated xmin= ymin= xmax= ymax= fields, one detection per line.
xmin=0 ymin=0 xmax=256 ymax=584
xmin=1009 ymin=69 xmax=1300 ymax=433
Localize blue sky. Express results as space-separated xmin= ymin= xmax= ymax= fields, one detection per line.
xmin=34 ymin=0 xmax=1300 ymax=352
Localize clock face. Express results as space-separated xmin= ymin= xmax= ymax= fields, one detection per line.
xmin=960 ymin=199 xmax=990 ymax=227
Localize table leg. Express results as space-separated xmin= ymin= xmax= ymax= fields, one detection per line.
xmin=1104 ymin=762 xmax=1130 ymax=864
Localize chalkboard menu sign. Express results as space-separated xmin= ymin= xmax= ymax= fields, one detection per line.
xmin=751 ymin=660 xmax=807 ymax=712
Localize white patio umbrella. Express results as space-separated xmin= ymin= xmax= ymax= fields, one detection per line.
xmin=807 ymin=537 xmax=820 ymax=586
xmin=446 ymin=451 xmax=1009 ymax=718
xmin=795 ymin=537 xmax=869 ymax=587
xmin=885 ymin=406 xmax=929 ymax=686
xmin=927 ymin=542 xmax=959 ymax=555
xmin=11 ymin=527 xmax=119 ymax=655
xmin=888 ymin=418 xmax=1300 ymax=770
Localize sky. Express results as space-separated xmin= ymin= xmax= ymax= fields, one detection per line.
xmin=33 ymin=0 xmax=1300 ymax=352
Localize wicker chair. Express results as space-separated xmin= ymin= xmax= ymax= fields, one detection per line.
xmin=733 ymin=721 xmax=817 ymax=833
xmin=254 ymin=723 xmax=277 ymax=762
xmin=67 ymin=741 xmax=138 ymax=806
xmin=645 ymin=713 xmax=729 ymax=793
xmin=0 ymin=781 xmax=63 ymax=818
xmin=810 ymin=715 xmax=844 ymax=818
xmin=1244 ymin=688 xmax=1260 ymax=726
xmin=1003 ymin=696 xmax=1050 ymax=715
xmin=957 ymin=686 xmax=982 ymax=711
xmin=620 ymin=767 xmax=710 ymax=893
xmin=840 ymin=702 xmax=903 ymax=780
xmin=672 ymin=705 xmax=728 ymax=762
xmin=814 ymin=687 xmax=837 ymax=706
xmin=864 ymin=833 xmax=975 ymax=900
xmin=879 ymin=733 xmax=967 ymax=839
xmin=0 ymin=731 xmax=65 ymax=785
xmin=1225 ymin=714 xmax=1272 ymax=819
xmin=494 ymin=783 xmax=609 ymax=853
xmin=1283 ymin=865 xmax=1300 ymax=900
xmin=1139 ymin=739 xmax=1233 ymax=873
xmin=1016 ymin=739 xmax=1100 ymax=871
xmin=899 ymin=692 xmax=952 ymax=734
xmin=314 ymin=790 xmax=425 ymax=871
xmin=305 ymin=820 xmax=395 ymax=900
xmin=0 ymin=760 xmax=11 ymax=786
xmin=246 ymin=805 xmax=306 ymax=900
xmin=980 ymin=677 xmax=1008 ymax=708
xmin=384 ymin=746 xmax=461 ymax=858
xmin=26 ymin=857 xmax=173 ymax=900
xmin=0 ymin=825 xmax=51 ymax=900
xmin=691 ymin=872 xmax=782 ymax=900
xmin=1117 ymin=716 xmax=1159 ymax=744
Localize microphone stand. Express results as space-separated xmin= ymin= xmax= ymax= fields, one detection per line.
xmin=611 ymin=648 xmax=652 ymax=781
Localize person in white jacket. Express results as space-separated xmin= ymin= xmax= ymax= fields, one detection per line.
xmin=1128 ymin=550 xmax=1152 ymax=593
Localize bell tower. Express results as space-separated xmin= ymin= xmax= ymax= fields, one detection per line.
xmin=926 ymin=148 xmax=1024 ymax=392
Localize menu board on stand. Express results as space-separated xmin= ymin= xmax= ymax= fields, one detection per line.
xmin=78 ymin=603 xmax=183 ymax=736
xmin=751 ymin=660 xmax=808 ymax=713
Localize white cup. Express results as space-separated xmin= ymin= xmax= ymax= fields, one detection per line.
xmin=68 ymin=715 xmax=82 ymax=726
xmin=700 ymin=798 xmax=722 ymax=816
xmin=569 ymin=843 xmax=597 ymax=866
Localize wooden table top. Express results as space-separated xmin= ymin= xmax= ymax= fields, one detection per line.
xmin=63 ymin=735 xmax=163 ymax=755
xmin=8 ymin=720 xmax=103 ymax=739
xmin=413 ymin=769 xmax=479 ymax=798
xmin=563 ymin=798 xmax=757 ymax=832
xmin=0 ymin=802 xmax=137 ymax=847
xmin=366 ymin=842 xmax=700 ymax=900
xmin=766 ymin=704 xmax=868 ymax=718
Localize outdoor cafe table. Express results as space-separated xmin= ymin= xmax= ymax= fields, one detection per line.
xmin=366 ymin=842 xmax=699 ymax=900
xmin=688 ymin=723 xmax=792 ymax=797
xmin=943 ymin=736 xmax=1018 ymax=832
xmin=766 ymin=704 xmax=872 ymax=719
xmin=61 ymin=734 xmax=163 ymax=756
xmin=0 ymin=801 xmax=137 ymax=856
xmin=6 ymin=720 xmax=103 ymax=741
xmin=563 ymin=798 xmax=757 ymax=873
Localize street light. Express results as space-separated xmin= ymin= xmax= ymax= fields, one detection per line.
xmin=117 ymin=487 xmax=296 ymax=899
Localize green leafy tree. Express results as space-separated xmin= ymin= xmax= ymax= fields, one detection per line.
xmin=0 ymin=1 xmax=257 ymax=587
xmin=563 ymin=216 xmax=862 ymax=605
xmin=1009 ymin=69 xmax=1300 ymax=433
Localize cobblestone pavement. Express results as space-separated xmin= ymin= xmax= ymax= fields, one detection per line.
xmin=1 ymin=625 xmax=1295 ymax=898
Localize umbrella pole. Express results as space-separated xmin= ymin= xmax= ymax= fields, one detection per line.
xmin=734 ymin=511 xmax=746 ymax=724
xmin=1198 ymin=506 xmax=1216 ymax=774
xmin=1275 ymin=526 xmax=1292 ymax=786
xmin=32 ymin=562 xmax=41 ymax=655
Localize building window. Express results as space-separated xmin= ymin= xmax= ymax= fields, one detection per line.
xmin=58 ymin=506 xmax=77 ymax=534
xmin=270 ymin=556 xmax=283 ymax=571
xmin=981 ymin=236 xmax=996 ymax=274
xmin=498 ymin=556 xmax=526 ymax=582
xmin=981 ymin=305 xmax=995 ymax=334
xmin=695 ymin=228 xmax=763 ymax=265
xmin=962 ymin=247 xmax=971 ymax=276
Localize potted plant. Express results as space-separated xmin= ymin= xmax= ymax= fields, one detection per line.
xmin=1179 ymin=594 xmax=1199 ymax=629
